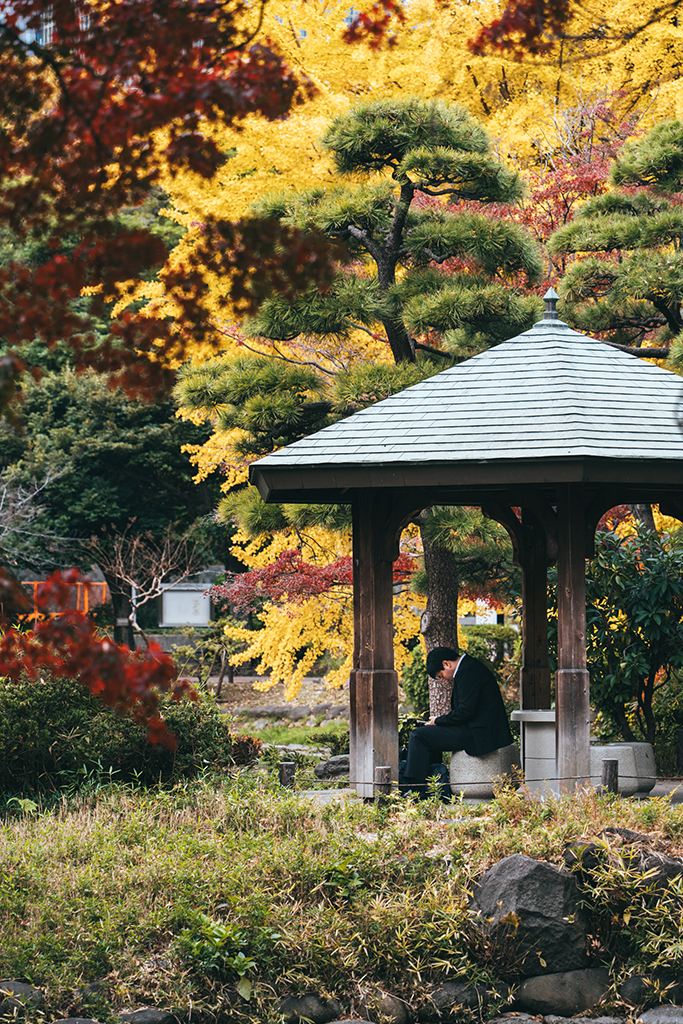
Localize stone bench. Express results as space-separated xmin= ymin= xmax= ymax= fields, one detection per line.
xmin=450 ymin=743 xmax=521 ymax=798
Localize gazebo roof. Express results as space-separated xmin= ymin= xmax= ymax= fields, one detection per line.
xmin=250 ymin=315 xmax=683 ymax=503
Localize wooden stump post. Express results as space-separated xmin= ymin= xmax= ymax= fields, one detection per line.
xmin=601 ymin=758 xmax=618 ymax=794
xmin=556 ymin=483 xmax=591 ymax=793
xmin=350 ymin=492 xmax=399 ymax=799
xmin=278 ymin=762 xmax=296 ymax=788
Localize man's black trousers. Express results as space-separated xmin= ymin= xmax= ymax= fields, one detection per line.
xmin=404 ymin=724 xmax=473 ymax=782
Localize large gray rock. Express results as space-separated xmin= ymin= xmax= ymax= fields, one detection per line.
xmin=0 ymin=982 xmax=45 ymax=1016
xmin=639 ymin=1009 xmax=683 ymax=1024
xmin=280 ymin=994 xmax=342 ymax=1023
xmin=515 ymin=967 xmax=610 ymax=1015
xmin=469 ymin=854 xmax=588 ymax=976
xmin=314 ymin=755 xmax=350 ymax=778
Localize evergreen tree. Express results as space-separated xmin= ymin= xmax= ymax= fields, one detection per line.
xmin=249 ymin=96 xmax=542 ymax=364
xmin=177 ymin=98 xmax=535 ymax=691
xmin=549 ymin=120 xmax=683 ymax=360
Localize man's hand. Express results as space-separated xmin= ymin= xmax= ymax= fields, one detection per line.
xmin=428 ymin=715 xmax=437 ymax=725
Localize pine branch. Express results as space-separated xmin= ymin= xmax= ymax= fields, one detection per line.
xmin=603 ymin=341 xmax=671 ymax=359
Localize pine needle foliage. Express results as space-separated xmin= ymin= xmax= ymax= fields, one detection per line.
xmin=248 ymin=97 xmax=542 ymax=366
xmin=549 ymin=120 xmax=683 ymax=352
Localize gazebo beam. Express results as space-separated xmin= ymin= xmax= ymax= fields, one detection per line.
xmin=350 ymin=491 xmax=399 ymax=798
xmin=556 ymin=483 xmax=590 ymax=792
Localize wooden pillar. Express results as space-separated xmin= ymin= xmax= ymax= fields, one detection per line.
xmin=520 ymin=510 xmax=552 ymax=710
xmin=555 ymin=483 xmax=590 ymax=792
xmin=350 ymin=491 xmax=399 ymax=798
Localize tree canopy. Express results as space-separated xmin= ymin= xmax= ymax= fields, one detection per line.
xmin=550 ymin=120 xmax=683 ymax=358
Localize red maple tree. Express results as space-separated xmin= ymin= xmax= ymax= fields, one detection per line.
xmin=0 ymin=568 xmax=191 ymax=746
xmin=0 ymin=0 xmax=403 ymax=733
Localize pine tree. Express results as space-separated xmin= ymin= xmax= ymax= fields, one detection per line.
xmin=248 ymin=96 xmax=542 ymax=364
xmin=549 ymin=120 xmax=683 ymax=359
xmin=176 ymin=98 xmax=534 ymax=696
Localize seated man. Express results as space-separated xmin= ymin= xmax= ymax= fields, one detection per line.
xmin=403 ymin=645 xmax=513 ymax=793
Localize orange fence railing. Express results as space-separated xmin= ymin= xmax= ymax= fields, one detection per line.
xmin=21 ymin=581 xmax=109 ymax=621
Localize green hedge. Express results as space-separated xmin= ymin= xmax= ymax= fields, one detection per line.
xmin=0 ymin=674 xmax=236 ymax=794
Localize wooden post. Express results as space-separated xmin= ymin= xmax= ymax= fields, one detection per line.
xmin=374 ymin=765 xmax=392 ymax=799
xmin=520 ymin=510 xmax=552 ymax=710
xmin=601 ymin=758 xmax=618 ymax=794
xmin=555 ymin=483 xmax=591 ymax=793
xmin=350 ymin=492 xmax=399 ymax=799
xmin=278 ymin=762 xmax=296 ymax=788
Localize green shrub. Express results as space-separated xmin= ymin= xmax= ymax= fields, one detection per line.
xmin=401 ymin=647 xmax=429 ymax=717
xmin=0 ymin=674 xmax=236 ymax=793
xmin=461 ymin=624 xmax=520 ymax=668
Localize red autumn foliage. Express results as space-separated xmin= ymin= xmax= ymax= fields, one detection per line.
xmin=211 ymin=549 xmax=417 ymax=611
xmin=467 ymin=0 xmax=571 ymax=56
xmin=0 ymin=0 xmax=353 ymax=400
xmin=341 ymin=0 xmax=406 ymax=49
xmin=0 ymin=568 xmax=191 ymax=747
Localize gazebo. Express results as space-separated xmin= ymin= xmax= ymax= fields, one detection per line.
xmin=249 ymin=293 xmax=683 ymax=797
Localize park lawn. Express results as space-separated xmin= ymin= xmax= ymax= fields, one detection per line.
xmin=1 ymin=777 xmax=683 ymax=1024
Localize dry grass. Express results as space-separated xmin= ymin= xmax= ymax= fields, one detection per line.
xmin=1 ymin=777 xmax=683 ymax=1023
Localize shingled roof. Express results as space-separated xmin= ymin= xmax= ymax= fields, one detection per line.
xmin=250 ymin=313 xmax=683 ymax=502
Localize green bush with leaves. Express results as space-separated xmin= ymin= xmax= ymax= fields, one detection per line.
xmin=401 ymin=646 xmax=430 ymax=718
xmin=0 ymin=674 xmax=236 ymax=793
xmin=549 ymin=527 xmax=683 ymax=750
xmin=462 ymin=624 xmax=519 ymax=669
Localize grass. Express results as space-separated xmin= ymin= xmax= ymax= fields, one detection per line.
xmin=3 ymin=776 xmax=683 ymax=1023
xmin=250 ymin=718 xmax=349 ymax=748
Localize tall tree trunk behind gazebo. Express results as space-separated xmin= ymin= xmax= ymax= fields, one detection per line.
xmin=419 ymin=513 xmax=462 ymax=717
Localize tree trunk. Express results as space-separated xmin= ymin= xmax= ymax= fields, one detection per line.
xmin=419 ymin=513 xmax=461 ymax=717
xmin=629 ymin=503 xmax=658 ymax=534
xmin=103 ymin=570 xmax=135 ymax=649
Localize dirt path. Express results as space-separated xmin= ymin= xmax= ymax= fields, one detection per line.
xmin=211 ymin=675 xmax=348 ymax=713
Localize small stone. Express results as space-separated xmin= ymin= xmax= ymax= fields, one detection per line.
xmin=515 ymin=967 xmax=610 ymax=1016
xmin=487 ymin=1015 xmax=538 ymax=1024
xmin=280 ymin=994 xmax=342 ymax=1024
xmin=620 ymin=976 xmax=683 ymax=1005
xmin=250 ymin=719 xmax=268 ymax=731
xmin=51 ymin=1020 xmax=100 ymax=1024
xmin=119 ymin=1011 xmax=177 ymax=1024
xmin=431 ymin=981 xmax=489 ymax=1010
xmin=0 ymin=982 xmax=45 ymax=1017
xmin=543 ymin=1018 xmax=624 ymax=1024
xmin=360 ymin=991 xmax=411 ymax=1024
xmin=289 ymin=706 xmax=311 ymax=722
xmin=306 ymin=716 xmax=317 ymax=726
xmin=314 ymin=755 xmax=350 ymax=779
xmin=639 ymin=1010 xmax=683 ymax=1024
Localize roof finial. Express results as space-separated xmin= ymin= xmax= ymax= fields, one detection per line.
xmin=543 ymin=287 xmax=559 ymax=320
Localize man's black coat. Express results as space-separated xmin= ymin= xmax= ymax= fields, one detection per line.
xmin=434 ymin=653 xmax=513 ymax=755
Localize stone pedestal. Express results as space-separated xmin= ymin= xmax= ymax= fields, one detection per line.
xmin=511 ymin=709 xmax=558 ymax=798
xmin=450 ymin=743 xmax=520 ymax=799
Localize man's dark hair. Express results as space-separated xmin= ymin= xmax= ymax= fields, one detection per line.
xmin=425 ymin=646 xmax=460 ymax=677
